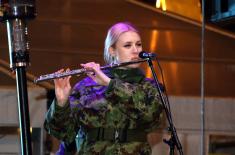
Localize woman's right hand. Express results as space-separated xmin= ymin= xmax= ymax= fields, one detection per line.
xmin=54 ymin=69 xmax=72 ymax=107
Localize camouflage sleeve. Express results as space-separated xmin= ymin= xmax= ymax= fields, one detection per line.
xmin=105 ymin=79 xmax=163 ymax=131
xmin=140 ymin=86 xmax=163 ymax=131
xmin=44 ymin=99 xmax=79 ymax=143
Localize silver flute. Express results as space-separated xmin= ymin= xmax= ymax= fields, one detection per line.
xmin=34 ymin=58 xmax=148 ymax=83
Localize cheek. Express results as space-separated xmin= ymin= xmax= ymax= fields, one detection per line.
xmin=117 ymin=54 xmax=124 ymax=62
xmin=120 ymin=52 xmax=128 ymax=57
xmin=118 ymin=52 xmax=130 ymax=61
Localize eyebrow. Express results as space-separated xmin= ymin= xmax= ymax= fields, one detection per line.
xmin=124 ymin=40 xmax=141 ymax=44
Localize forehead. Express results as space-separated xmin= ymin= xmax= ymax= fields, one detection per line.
xmin=117 ymin=31 xmax=141 ymax=43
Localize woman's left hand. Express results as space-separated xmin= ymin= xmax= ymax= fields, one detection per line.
xmin=81 ymin=62 xmax=111 ymax=86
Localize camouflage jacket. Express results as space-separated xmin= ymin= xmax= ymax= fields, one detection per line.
xmin=44 ymin=68 xmax=163 ymax=155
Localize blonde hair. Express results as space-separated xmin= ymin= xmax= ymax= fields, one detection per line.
xmin=104 ymin=22 xmax=139 ymax=64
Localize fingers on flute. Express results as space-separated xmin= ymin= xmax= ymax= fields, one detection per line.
xmin=81 ymin=63 xmax=96 ymax=78
xmin=81 ymin=62 xmax=100 ymax=71
xmin=53 ymin=68 xmax=71 ymax=83
xmin=65 ymin=68 xmax=72 ymax=81
xmin=54 ymin=69 xmax=63 ymax=83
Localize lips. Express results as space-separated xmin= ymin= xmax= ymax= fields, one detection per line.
xmin=131 ymin=57 xmax=139 ymax=61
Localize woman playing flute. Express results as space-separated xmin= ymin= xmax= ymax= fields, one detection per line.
xmin=44 ymin=22 xmax=163 ymax=155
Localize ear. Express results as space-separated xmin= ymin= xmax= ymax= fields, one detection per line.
xmin=108 ymin=46 xmax=116 ymax=57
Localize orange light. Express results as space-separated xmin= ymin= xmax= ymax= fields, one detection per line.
xmin=146 ymin=29 xmax=159 ymax=78
xmin=150 ymin=29 xmax=158 ymax=51
xmin=146 ymin=30 xmax=159 ymax=78
xmin=165 ymin=31 xmax=173 ymax=52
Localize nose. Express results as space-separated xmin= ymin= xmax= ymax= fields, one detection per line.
xmin=133 ymin=45 xmax=141 ymax=54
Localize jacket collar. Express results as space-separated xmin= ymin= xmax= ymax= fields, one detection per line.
xmin=105 ymin=67 xmax=145 ymax=83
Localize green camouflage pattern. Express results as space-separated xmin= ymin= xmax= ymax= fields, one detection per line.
xmin=44 ymin=68 xmax=163 ymax=154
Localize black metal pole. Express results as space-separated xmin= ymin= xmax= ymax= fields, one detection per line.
xmin=1 ymin=1 xmax=36 ymax=154
xmin=200 ymin=0 xmax=206 ymax=155
xmin=146 ymin=58 xmax=183 ymax=155
xmin=16 ymin=67 xmax=32 ymax=155
xmin=5 ymin=17 xmax=33 ymax=155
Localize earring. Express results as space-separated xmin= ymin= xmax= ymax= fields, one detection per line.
xmin=111 ymin=56 xmax=116 ymax=64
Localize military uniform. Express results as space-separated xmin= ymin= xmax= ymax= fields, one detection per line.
xmin=44 ymin=68 xmax=163 ymax=155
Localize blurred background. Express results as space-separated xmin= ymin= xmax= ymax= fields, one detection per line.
xmin=0 ymin=0 xmax=235 ymax=154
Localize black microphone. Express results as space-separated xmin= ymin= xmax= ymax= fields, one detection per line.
xmin=139 ymin=51 xmax=157 ymax=59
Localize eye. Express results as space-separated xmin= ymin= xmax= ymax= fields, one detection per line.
xmin=136 ymin=43 xmax=142 ymax=47
xmin=124 ymin=44 xmax=131 ymax=48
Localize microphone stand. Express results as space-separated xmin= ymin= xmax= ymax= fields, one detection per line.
xmin=146 ymin=58 xmax=183 ymax=155
xmin=0 ymin=1 xmax=36 ymax=154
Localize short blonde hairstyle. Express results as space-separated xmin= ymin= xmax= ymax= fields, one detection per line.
xmin=104 ymin=22 xmax=139 ymax=64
